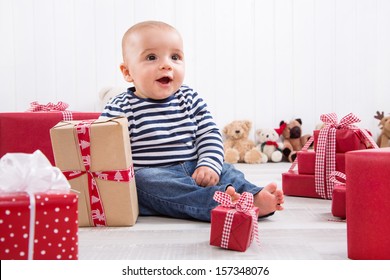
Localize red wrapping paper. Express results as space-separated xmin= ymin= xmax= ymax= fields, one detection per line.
xmin=313 ymin=129 xmax=371 ymax=153
xmin=282 ymin=171 xmax=324 ymax=199
xmin=0 ymin=191 xmax=78 ymax=260
xmin=0 ymin=112 xmax=100 ymax=165
xmin=210 ymin=205 xmax=259 ymax=252
xmin=346 ymin=148 xmax=390 ymax=260
xmin=331 ymin=185 xmax=346 ymax=219
xmin=297 ymin=150 xmax=346 ymax=175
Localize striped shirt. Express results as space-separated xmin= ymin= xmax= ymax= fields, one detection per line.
xmin=100 ymin=85 xmax=224 ymax=175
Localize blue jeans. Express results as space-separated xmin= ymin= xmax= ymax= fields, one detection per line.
xmin=134 ymin=160 xmax=262 ymax=222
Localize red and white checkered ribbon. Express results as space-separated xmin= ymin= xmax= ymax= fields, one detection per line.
xmin=27 ymin=101 xmax=73 ymax=121
xmin=288 ymin=136 xmax=314 ymax=172
xmin=213 ymin=191 xmax=260 ymax=249
xmin=315 ymin=113 xmax=378 ymax=199
xmin=329 ymin=171 xmax=346 ymax=186
xmin=62 ymin=120 xmax=135 ymax=227
xmin=27 ymin=101 xmax=69 ymax=112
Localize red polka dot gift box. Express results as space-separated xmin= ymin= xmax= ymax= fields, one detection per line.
xmin=0 ymin=151 xmax=78 ymax=260
xmin=0 ymin=192 xmax=78 ymax=260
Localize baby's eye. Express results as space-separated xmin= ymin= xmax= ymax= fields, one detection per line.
xmin=171 ymin=54 xmax=181 ymax=61
xmin=146 ymin=54 xmax=157 ymax=61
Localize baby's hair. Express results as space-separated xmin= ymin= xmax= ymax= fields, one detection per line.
xmin=122 ymin=21 xmax=180 ymax=59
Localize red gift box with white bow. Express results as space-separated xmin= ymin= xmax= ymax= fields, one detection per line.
xmin=0 ymin=108 xmax=100 ymax=166
xmin=0 ymin=150 xmax=78 ymax=260
xmin=210 ymin=191 xmax=260 ymax=252
xmin=0 ymin=191 xmax=78 ymax=260
xmin=346 ymin=148 xmax=390 ymax=260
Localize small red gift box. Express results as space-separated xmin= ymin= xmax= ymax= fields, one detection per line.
xmin=282 ymin=171 xmax=324 ymax=199
xmin=0 ymin=191 xmax=78 ymax=260
xmin=210 ymin=192 xmax=259 ymax=252
xmin=0 ymin=112 xmax=100 ymax=166
xmin=313 ymin=129 xmax=371 ymax=153
xmin=331 ymin=185 xmax=346 ymax=219
xmin=346 ymin=148 xmax=390 ymax=260
xmin=297 ymin=150 xmax=346 ymax=175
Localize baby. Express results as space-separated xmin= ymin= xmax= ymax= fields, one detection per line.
xmin=101 ymin=20 xmax=284 ymax=221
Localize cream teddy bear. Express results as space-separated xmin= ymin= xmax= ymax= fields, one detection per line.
xmin=255 ymin=128 xmax=284 ymax=163
xmin=222 ymin=120 xmax=263 ymax=164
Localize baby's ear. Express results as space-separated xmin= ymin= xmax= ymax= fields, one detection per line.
xmin=120 ymin=63 xmax=134 ymax=82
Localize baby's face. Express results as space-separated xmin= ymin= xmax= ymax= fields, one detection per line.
xmin=122 ymin=26 xmax=185 ymax=100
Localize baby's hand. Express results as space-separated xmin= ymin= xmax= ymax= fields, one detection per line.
xmin=192 ymin=166 xmax=220 ymax=187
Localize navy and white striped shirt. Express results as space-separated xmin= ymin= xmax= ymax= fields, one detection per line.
xmin=101 ymin=85 xmax=224 ymax=175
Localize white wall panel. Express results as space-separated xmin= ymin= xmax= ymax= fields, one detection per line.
xmin=0 ymin=0 xmax=16 ymax=111
xmin=0 ymin=0 xmax=388 ymax=137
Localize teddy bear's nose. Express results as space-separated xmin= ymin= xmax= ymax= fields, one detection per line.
xmin=290 ymin=126 xmax=301 ymax=138
xmin=235 ymin=130 xmax=240 ymax=134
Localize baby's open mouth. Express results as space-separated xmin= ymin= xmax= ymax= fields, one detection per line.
xmin=157 ymin=76 xmax=172 ymax=84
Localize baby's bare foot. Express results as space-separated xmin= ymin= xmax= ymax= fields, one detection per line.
xmin=254 ymin=182 xmax=284 ymax=217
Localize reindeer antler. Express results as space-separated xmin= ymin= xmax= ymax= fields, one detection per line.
xmin=374 ymin=111 xmax=384 ymax=121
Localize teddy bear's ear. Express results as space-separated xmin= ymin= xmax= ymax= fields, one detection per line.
xmin=295 ymin=118 xmax=302 ymax=125
xmin=243 ymin=120 xmax=252 ymax=131
xmin=280 ymin=120 xmax=286 ymax=126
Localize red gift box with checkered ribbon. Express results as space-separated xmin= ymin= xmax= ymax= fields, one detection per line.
xmin=283 ymin=113 xmax=378 ymax=199
xmin=0 ymin=102 xmax=100 ymax=166
xmin=210 ymin=191 xmax=259 ymax=252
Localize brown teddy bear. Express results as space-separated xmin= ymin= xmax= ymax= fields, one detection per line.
xmin=280 ymin=118 xmax=311 ymax=162
xmin=222 ymin=120 xmax=263 ymax=164
xmin=374 ymin=111 xmax=390 ymax=148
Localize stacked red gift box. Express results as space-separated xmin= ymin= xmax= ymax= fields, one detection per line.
xmin=282 ymin=113 xmax=378 ymax=219
xmin=0 ymin=102 xmax=100 ymax=166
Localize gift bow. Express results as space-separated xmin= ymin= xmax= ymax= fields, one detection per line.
xmin=213 ymin=190 xmax=260 ymax=249
xmin=329 ymin=171 xmax=346 ymax=186
xmin=315 ymin=113 xmax=378 ymax=199
xmin=28 ymin=101 xmax=69 ymax=112
xmin=62 ymin=120 xmax=134 ymax=227
xmin=0 ymin=150 xmax=71 ymax=259
xmin=27 ymin=101 xmax=73 ymax=121
xmin=0 ymin=150 xmax=70 ymax=193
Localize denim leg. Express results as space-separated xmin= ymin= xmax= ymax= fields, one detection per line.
xmin=134 ymin=160 xmax=262 ymax=222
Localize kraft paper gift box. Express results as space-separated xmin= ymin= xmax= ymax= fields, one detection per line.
xmin=0 ymin=112 xmax=100 ymax=166
xmin=210 ymin=192 xmax=260 ymax=252
xmin=0 ymin=151 xmax=78 ymax=260
xmin=346 ymin=148 xmax=390 ymax=260
xmin=331 ymin=184 xmax=346 ymax=219
xmin=50 ymin=117 xmax=139 ymax=227
xmin=297 ymin=150 xmax=346 ymax=175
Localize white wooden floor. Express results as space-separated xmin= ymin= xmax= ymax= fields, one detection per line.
xmin=77 ymin=163 xmax=348 ymax=260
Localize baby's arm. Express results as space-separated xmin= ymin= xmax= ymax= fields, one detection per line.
xmin=192 ymin=166 xmax=220 ymax=187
